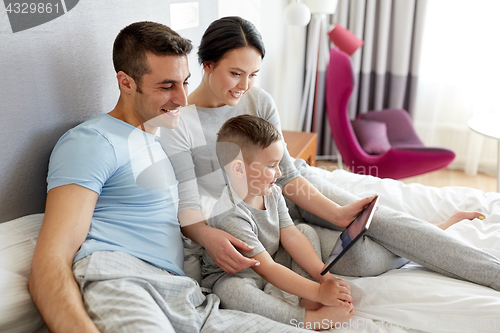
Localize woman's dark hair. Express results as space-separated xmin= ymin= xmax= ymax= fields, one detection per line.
xmin=198 ymin=16 xmax=265 ymax=65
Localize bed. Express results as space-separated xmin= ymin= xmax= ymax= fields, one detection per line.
xmin=1 ymin=1 xmax=499 ymax=332
xmin=1 ymin=167 xmax=499 ymax=333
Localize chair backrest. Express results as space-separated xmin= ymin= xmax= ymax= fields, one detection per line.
xmin=325 ymin=47 xmax=368 ymax=164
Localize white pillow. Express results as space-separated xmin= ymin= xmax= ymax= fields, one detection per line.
xmin=0 ymin=213 xmax=204 ymax=332
xmin=0 ymin=214 xmax=48 ymax=333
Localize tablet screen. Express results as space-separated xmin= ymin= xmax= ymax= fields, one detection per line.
xmin=321 ymin=195 xmax=379 ymax=275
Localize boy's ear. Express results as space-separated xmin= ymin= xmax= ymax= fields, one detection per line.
xmin=230 ymin=159 xmax=246 ymax=178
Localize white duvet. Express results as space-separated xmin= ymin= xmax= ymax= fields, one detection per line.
xmin=1 ymin=169 xmax=499 ymax=332
xmin=311 ymin=169 xmax=500 ymax=333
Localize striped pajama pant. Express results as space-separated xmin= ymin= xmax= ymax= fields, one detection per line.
xmin=73 ymin=251 xmax=307 ymax=333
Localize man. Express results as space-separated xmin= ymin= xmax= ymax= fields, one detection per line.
xmin=29 ymin=21 xmax=304 ymax=333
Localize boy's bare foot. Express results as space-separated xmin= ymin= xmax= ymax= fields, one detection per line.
xmin=301 ymin=298 xmax=323 ymax=311
xmin=304 ymin=304 xmax=354 ymax=331
xmin=437 ymin=211 xmax=485 ymax=230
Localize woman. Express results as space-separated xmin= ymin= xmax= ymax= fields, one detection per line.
xmin=161 ymin=16 xmax=499 ymax=293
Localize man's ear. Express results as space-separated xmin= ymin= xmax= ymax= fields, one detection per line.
xmin=230 ymin=159 xmax=246 ymax=178
xmin=116 ymin=71 xmax=135 ymax=94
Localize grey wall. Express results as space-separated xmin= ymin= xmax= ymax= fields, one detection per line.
xmin=0 ymin=0 xmax=217 ymax=222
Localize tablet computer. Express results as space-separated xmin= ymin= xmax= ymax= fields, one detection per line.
xmin=320 ymin=195 xmax=379 ymax=275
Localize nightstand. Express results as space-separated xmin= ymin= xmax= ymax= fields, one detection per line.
xmin=282 ymin=131 xmax=318 ymax=166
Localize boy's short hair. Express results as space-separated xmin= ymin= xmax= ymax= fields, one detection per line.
xmin=113 ymin=21 xmax=193 ymax=90
xmin=216 ymin=114 xmax=282 ymax=169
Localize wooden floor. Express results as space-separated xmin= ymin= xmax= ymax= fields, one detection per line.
xmin=316 ymin=160 xmax=497 ymax=193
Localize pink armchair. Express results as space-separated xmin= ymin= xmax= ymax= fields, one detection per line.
xmin=325 ymin=47 xmax=455 ymax=179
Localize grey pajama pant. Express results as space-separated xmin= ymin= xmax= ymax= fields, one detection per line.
xmin=73 ymin=251 xmax=307 ymax=333
xmin=211 ymin=224 xmax=323 ymax=326
xmin=291 ymin=159 xmax=500 ymax=291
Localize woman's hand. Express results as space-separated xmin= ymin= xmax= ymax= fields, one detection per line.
xmin=333 ymin=195 xmax=377 ymax=228
xmin=201 ymin=226 xmax=260 ymax=274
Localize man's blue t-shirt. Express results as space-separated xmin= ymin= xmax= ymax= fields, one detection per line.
xmin=47 ymin=113 xmax=184 ymax=276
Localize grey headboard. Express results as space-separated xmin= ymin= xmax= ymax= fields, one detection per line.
xmin=0 ymin=0 xmax=217 ymax=223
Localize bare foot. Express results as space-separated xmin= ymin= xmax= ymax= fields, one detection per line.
xmin=301 ymin=298 xmax=323 ymax=311
xmin=437 ymin=211 xmax=485 ymax=230
xmin=304 ymin=304 xmax=354 ymax=331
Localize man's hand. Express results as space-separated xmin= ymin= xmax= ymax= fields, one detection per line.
xmin=333 ymin=195 xmax=377 ymax=228
xmin=179 ymin=209 xmax=260 ymax=273
xmin=201 ymin=226 xmax=260 ymax=274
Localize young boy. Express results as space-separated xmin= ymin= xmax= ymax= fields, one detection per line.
xmin=201 ymin=114 xmax=355 ymax=330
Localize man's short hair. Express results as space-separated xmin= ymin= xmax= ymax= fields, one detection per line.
xmin=113 ymin=21 xmax=193 ymax=89
xmin=216 ymin=114 xmax=282 ymax=169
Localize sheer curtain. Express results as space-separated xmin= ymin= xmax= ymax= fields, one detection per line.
xmin=414 ymin=0 xmax=500 ymax=176
xmin=300 ymin=0 xmax=427 ymax=160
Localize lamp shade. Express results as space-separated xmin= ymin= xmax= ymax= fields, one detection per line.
xmin=284 ymin=2 xmax=311 ymax=26
xmin=304 ymin=0 xmax=338 ymax=14
xmin=328 ymin=23 xmax=364 ymax=55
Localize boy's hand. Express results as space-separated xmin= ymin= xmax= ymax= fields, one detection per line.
xmin=316 ymin=277 xmax=353 ymax=307
xmin=202 ymin=227 xmax=260 ymax=274
xmin=334 ymin=195 xmax=377 ymax=228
